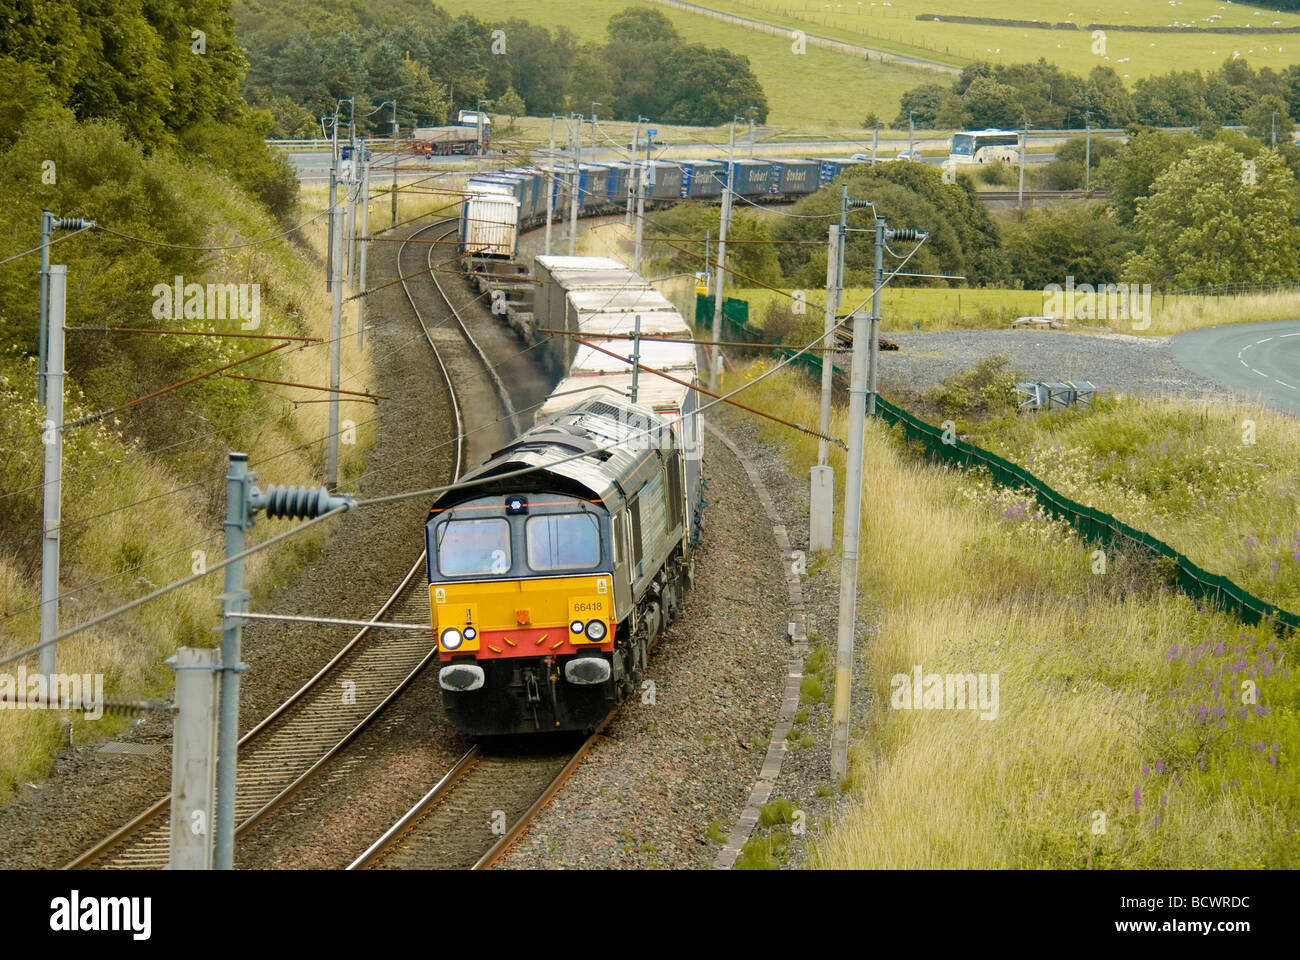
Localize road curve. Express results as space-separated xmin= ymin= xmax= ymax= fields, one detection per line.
xmin=1171 ymin=318 xmax=1300 ymax=416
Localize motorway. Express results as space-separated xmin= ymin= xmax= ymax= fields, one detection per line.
xmin=1171 ymin=319 xmax=1300 ymax=416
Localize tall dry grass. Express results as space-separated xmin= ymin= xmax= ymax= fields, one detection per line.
xmin=726 ymin=361 xmax=1297 ymax=868
xmin=0 ymin=172 xmax=413 ymax=796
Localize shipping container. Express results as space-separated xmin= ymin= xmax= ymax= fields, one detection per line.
xmin=724 ymin=159 xmax=774 ymax=197
xmin=644 ymin=161 xmax=685 ymax=202
xmin=462 ymin=186 xmax=520 ymax=258
xmin=811 ymin=157 xmax=866 ymax=186
xmin=767 ymin=158 xmax=819 ymax=196
xmin=570 ymin=338 xmax=697 ymax=377
xmin=578 ymin=164 xmax=611 ymax=213
xmin=533 ymin=256 xmax=640 ymax=375
xmin=679 ymin=161 xmax=724 ymax=199
xmin=503 ymin=168 xmax=543 ymax=221
xmin=576 ymin=309 xmax=692 ymax=341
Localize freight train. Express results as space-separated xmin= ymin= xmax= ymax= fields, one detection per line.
xmin=427 ymin=255 xmax=703 ymax=736
xmin=460 ymin=156 xmax=868 ymax=258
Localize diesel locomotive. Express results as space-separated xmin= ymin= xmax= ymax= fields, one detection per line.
xmin=427 ymin=394 xmax=698 ymax=734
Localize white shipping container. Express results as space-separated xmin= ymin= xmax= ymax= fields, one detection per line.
xmin=463 ymin=194 xmax=519 ymax=258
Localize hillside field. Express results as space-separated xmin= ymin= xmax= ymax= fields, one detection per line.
xmin=691 ymin=0 xmax=1300 ymax=78
xmin=433 ymin=0 xmax=938 ymax=127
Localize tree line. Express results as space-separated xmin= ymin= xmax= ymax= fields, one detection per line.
xmin=234 ymin=3 xmax=769 ymax=135
xmin=656 ymin=126 xmax=1299 ymax=297
xmin=896 ymin=57 xmax=1300 ymax=134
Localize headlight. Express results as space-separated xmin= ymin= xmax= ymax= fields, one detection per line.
xmin=463 ymin=627 xmax=477 ymax=641
xmin=570 ymin=619 xmax=584 ymax=634
xmin=584 ymin=619 xmax=607 ymax=642
xmin=441 ymin=627 xmax=463 ymax=650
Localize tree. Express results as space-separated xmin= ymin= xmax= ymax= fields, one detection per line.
xmin=429 ymin=15 xmax=491 ymax=109
xmin=1098 ymin=127 xmax=1199 ymax=224
xmin=1244 ymin=95 xmax=1294 ymax=146
xmin=1081 ymin=67 xmax=1136 ymax=128
xmin=1057 ymin=134 xmax=1119 ymax=170
xmin=1002 ymin=202 xmax=1135 ymax=289
xmin=493 ymin=85 xmax=525 ymax=121
xmin=770 ymin=162 xmax=1005 ymax=289
xmin=960 ymin=76 xmax=1021 ymax=130
xmin=493 ymin=19 xmax=574 ymax=117
xmin=566 ymin=43 xmax=614 ymax=117
xmin=606 ymin=7 xmax=680 ymax=46
xmin=658 ymin=45 xmax=767 ymax=126
xmin=1133 ymin=71 xmax=1212 ymax=127
xmin=894 ymin=83 xmax=948 ymax=128
xmin=1123 ymin=143 xmax=1300 ymax=287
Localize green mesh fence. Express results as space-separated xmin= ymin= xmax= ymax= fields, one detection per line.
xmin=692 ymin=294 xmax=1298 ymax=632
xmin=694 ymin=294 xmax=750 ymax=331
xmin=870 ymin=394 xmax=1299 ymax=631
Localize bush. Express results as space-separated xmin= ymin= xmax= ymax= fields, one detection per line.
xmin=1040 ymin=158 xmax=1085 ymax=191
xmin=921 ymin=356 xmax=1019 ymax=421
xmin=976 ymin=161 xmax=1017 ymax=186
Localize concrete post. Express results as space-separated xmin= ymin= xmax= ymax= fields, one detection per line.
xmin=39 ymin=265 xmax=67 ymax=678
xmin=214 ymin=454 xmax=251 ymax=870
xmin=710 ymin=122 xmax=736 ymax=392
xmin=830 ymin=218 xmax=883 ymax=782
xmin=168 ymin=647 xmax=220 ymax=870
xmin=356 ymin=156 xmax=370 ymax=351
xmin=327 ymin=183 xmax=342 ymax=489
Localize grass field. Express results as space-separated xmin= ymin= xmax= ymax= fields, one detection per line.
xmin=965 ymin=393 xmax=1300 ymax=616
xmin=726 ymin=361 xmax=1298 ymax=868
xmin=733 ymin=284 xmax=1300 ymax=337
xmin=433 ymin=0 xmax=937 ymax=127
xmin=696 ymin=0 xmax=1300 ymax=78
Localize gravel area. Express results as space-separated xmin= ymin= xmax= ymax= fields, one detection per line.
xmin=881 ymin=328 xmax=1233 ymax=401
xmin=0 ymin=222 xmax=458 ymax=869
xmin=703 ymin=412 xmax=874 ymax=870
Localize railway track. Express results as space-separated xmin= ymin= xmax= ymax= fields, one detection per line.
xmin=978 ymin=189 xmax=1108 ymax=202
xmin=348 ymin=723 xmax=606 ymax=870
xmin=67 ymin=219 xmax=466 ymax=870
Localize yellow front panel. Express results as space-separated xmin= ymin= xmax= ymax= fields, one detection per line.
xmin=430 ymin=575 xmax=614 ymax=652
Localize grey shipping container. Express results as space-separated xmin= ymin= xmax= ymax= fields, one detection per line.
xmin=725 ymin=159 xmax=774 ymax=197
xmin=645 ymin=161 xmax=685 ymax=201
xmin=768 ymin=158 xmax=819 ymax=195
xmin=533 ymin=256 xmax=640 ymax=375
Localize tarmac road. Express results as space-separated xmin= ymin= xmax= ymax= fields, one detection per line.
xmin=1171 ymin=318 xmax=1300 ymax=416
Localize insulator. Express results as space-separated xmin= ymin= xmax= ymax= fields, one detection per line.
xmin=255 ymin=484 xmax=353 ymax=520
xmin=55 ymin=217 xmax=94 ymax=230
xmin=887 ymin=227 xmax=925 ymax=241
